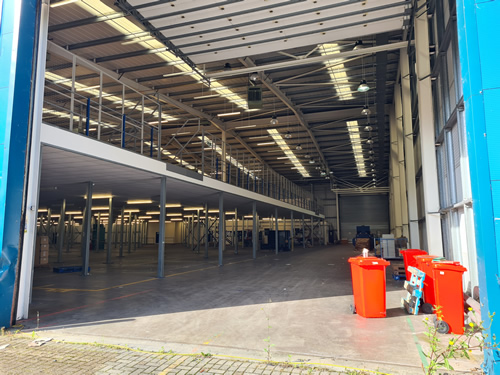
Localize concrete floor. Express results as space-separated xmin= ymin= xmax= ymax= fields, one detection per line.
xmin=21 ymin=243 xmax=483 ymax=374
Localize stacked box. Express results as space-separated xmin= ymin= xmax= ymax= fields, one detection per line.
xmin=35 ymin=236 xmax=49 ymax=266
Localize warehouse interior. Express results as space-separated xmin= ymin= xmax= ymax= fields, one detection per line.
xmin=1 ymin=0 xmax=499 ymax=373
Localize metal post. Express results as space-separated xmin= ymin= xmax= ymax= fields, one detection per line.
xmin=119 ymin=207 xmax=124 ymax=257
xmin=309 ymin=216 xmax=313 ymax=247
xmin=197 ymin=209 xmax=201 ymax=254
xmin=252 ymin=201 xmax=257 ymax=259
xmin=98 ymin=71 xmax=102 ymax=140
xmin=205 ymin=203 xmax=209 ymax=258
xmin=96 ymin=211 xmax=101 ymax=252
xmin=400 ymin=47 xmax=420 ymax=248
xmin=302 ymin=214 xmax=306 ymax=248
xmin=66 ymin=214 xmax=72 ymax=252
xmin=218 ymin=192 xmax=224 ymax=266
xmin=158 ymin=176 xmax=166 ymax=277
xmin=57 ymin=199 xmax=66 ymax=263
xmin=128 ymin=211 xmax=132 ymax=253
xmin=69 ymin=56 xmax=76 ymax=131
xmin=242 ymin=214 xmax=245 ymax=248
xmin=275 ymin=208 xmax=279 ymax=255
xmin=82 ymin=182 xmax=92 ymax=276
xmin=157 ymin=102 xmax=162 ymax=161
xmin=414 ymin=0 xmax=443 ymax=254
xmin=133 ymin=215 xmax=137 ymax=251
xmin=106 ymin=198 xmax=113 ymax=263
xmin=290 ymin=211 xmax=294 ymax=251
xmin=234 ymin=208 xmax=238 ymax=254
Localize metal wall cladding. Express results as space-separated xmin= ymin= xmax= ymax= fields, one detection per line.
xmin=339 ymin=194 xmax=389 ymax=240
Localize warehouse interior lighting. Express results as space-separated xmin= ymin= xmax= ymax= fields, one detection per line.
xmin=183 ymin=207 xmax=204 ymax=211
xmin=91 ymin=206 xmax=110 ymax=210
xmin=217 ymin=111 xmax=241 ymax=117
xmin=166 ymin=213 xmax=183 ymax=216
xmin=270 ymin=115 xmax=278 ymax=125
xmin=65 ymin=211 xmax=82 ymax=215
xmin=50 ymin=0 xmax=79 ymax=7
xmin=127 ymin=199 xmax=153 ymax=204
xmin=193 ymin=94 xmax=221 ymax=100
xmin=361 ymin=105 xmax=371 ymax=115
xmin=357 ymin=80 xmax=370 ymax=92
xmin=346 ymin=120 xmax=367 ymax=177
xmin=267 ymin=129 xmax=310 ymax=177
xmin=234 ymin=124 xmax=257 ymax=129
xmin=124 ymin=209 xmax=140 ymax=213
xmin=146 ymin=211 xmax=161 ymax=215
xmin=319 ymin=43 xmax=353 ymax=100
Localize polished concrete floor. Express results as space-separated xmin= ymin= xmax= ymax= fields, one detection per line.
xmin=21 ymin=242 xmax=482 ymax=374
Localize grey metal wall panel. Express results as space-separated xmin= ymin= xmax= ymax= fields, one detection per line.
xmin=339 ymin=194 xmax=389 ymax=240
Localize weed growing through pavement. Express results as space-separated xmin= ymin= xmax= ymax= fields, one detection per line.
xmin=422 ymin=307 xmax=499 ymax=374
xmin=262 ymin=308 xmax=275 ymax=362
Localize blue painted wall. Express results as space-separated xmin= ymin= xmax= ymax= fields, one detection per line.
xmin=0 ymin=0 xmax=39 ymax=327
xmin=456 ymin=0 xmax=500 ymax=372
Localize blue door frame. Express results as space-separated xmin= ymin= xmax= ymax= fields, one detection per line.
xmin=456 ymin=0 xmax=500 ymax=372
xmin=0 ymin=0 xmax=39 ymax=327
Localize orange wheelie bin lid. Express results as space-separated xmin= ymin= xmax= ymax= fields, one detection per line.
xmin=348 ymin=257 xmax=390 ymax=318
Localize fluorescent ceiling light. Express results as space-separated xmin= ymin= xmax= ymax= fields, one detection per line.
xmin=65 ymin=211 xmax=82 ymax=215
xmin=249 ymin=135 xmax=268 ymax=140
xmin=234 ymin=124 xmax=257 ymax=129
xmin=127 ymin=199 xmax=153 ymax=204
xmin=217 ymin=112 xmax=241 ymax=117
xmin=267 ymin=129 xmax=310 ymax=178
xmin=139 ymin=216 xmax=152 ymax=219
xmin=91 ymin=206 xmax=110 ymax=210
xmin=148 ymin=120 xmax=169 ymax=125
xmin=193 ymin=94 xmax=221 ymax=100
xmin=171 ymin=218 xmax=183 ymax=221
xmin=257 ymin=142 xmax=275 ymax=146
xmin=165 ymin=204 xmax=182 ymax=208
xmin=50 ymin=0 xmax=79 ymax=7
xmin=146 ymin=211 xmax=160 ymax=215
xmin=166 ymin=213 xmax=183 ymax=216
xmin=124 ymin=209 xmax=141 ymax=213
xmin=148 ymin=220 xmax=160 ymax=223
xmin=183 ymin=207 xmax=204 ymax=211
xmin=319 ymin=43 xmax=353 ymax=100
xmin=208 ymin=209 xmax=219 ymax=213
xmin=277 ymin=156 xmax=289 ymax=160
xmin=346 ymin=120 xmax=367 ymax=178
xmin=38 ymin=209 xmax=48 ymax=213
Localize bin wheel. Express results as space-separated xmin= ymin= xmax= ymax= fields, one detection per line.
xmin=350 ymin=304 xmax=356 ymax=314
xmin=420 ymin=302 xmax=433 ymax=314
xmin=435 ymin=320 xmax=449 ymax=334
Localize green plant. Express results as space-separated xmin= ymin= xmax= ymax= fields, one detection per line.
xmin=262 ymin=308 xmax=275 ymax=362
xmin=200 ymin=352 xmax=212 ymax=357
xmin=422 ymin=307 xmax=498 ymax=374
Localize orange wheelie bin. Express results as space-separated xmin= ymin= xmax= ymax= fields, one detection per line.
xmin=348 ymin=256 xmax=390 ymax=318
xmin=431 ymin=261 xmax=467 ymax=334
xmin=400 ymin=249 xmax=428 ymax=281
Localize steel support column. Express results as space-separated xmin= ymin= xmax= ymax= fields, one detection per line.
xmin=205 ymin=203 xmax=209 ymax=258
xmin=234 ymin=208 xmax=238 ymax=254
xmin=119 ymin=207 xmax=125 ymax=257
xmin=252 ymin=202 xmax=257 ymax=259
xmin=158 ymin=176 xmax=166 ymax=277
xmin=81 ymin=182 xmax=93 ymax=276
xmin=275 ymin=208 xmax=279 ymax=255
xmin=57 ymin=199 xmax=66 ymax=263
xmin=218 ymin=192 xmax=224 ymax=266
xmin=106 ymin=198 xmax=113 ymax=264
xmin=400 ymin=47 xmax=420 ymax=248
xmin=414 ymin=0 xmax=443 ymax=254
xmin=290 ymin=211 xmax=294 ymax=251
xmin=389 ymin=105 xmax=403 ymax=237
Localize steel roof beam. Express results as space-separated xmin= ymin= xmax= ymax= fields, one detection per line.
xmin=49 ymin=12 xmax=126 ymax=33
xmin=208 ymin=42 xmax=409 ymax=79
xmin=375 ymin=33 xmax=389 ymax=167
xmin=241 ymin=57 xmax=331 ymax=175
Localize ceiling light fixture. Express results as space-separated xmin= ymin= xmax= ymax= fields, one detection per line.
xmin=127 ymin=199 xmax=153 ymax=204
xmin=193 ymin=94 xmax=221 ymax=100
xmin=217 ymin=111 xmax=241 ymax=117
xmin=284 ymin=131 xmax=292 ymax=139
xmin=257 ymin=142 xmax=276 ymax=146
xmin=364 ymin=125 xmax=373 ymax=132
xmin=361 ymin=105 xmax=371 ymax=115
xmin=50 ymin=0 xmax=79 ymax=7
xmin=357 ymin=80 xmax=370 ymax=92
xmin=270 ymin=115 xmax=278 ymax=125
xmin=234 ymin=124 xmax=257 ymax=129
xmin=295 ymin=144 xmax=302 ymax=150
xmin=249 ymin=72 xmax=259 ymax=82
xmin=309 ymin=159 xmax=315 ymax=164
xmin=353 ymin=40 xmax=364 ymax=50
